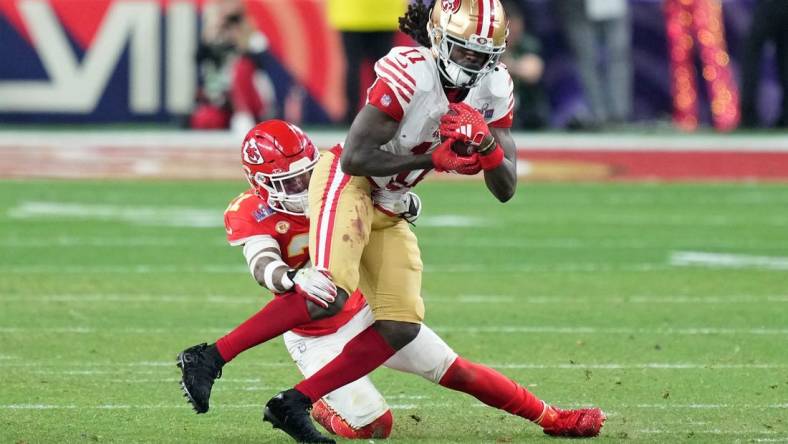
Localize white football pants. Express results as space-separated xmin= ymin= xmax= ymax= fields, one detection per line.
xmin=283 ymin=305 xmax=458 ymax=428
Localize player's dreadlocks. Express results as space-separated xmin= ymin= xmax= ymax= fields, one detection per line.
xmin=398 ymin=0 xmax=436 ymax=48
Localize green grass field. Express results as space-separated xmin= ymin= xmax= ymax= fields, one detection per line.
xmin=1 ymin=180 xmax=787 ymax=443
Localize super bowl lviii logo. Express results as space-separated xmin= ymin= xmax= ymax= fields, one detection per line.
xmin=0 ymin=0 xmax=199 ymax=120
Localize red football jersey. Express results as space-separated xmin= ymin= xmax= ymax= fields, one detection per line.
xmin=224 ymin=189 xmax=366 ymax=336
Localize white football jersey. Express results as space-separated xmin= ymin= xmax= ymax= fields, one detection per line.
xmin=368 ymin=45 xmax=514 ymax=192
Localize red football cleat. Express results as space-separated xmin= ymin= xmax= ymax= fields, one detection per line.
xmin=540 ymin=406 xmax=606 ymax=437
xmin=311 ymin=399 xmax=392 ymax=439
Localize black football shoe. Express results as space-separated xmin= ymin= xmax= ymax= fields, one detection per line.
xmin=263 ymin=389 xmax=336 ymax=443
xmin=176 ymin=343 xmax=225 ymax=413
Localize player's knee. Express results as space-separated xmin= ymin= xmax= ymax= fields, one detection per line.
xmin=373 ymin=320 xmax=420 ymax=351
xmin=307 ymin=287 xmax=350 ymax=320
xmin=439 ymin=356 xmax=477 ymax=387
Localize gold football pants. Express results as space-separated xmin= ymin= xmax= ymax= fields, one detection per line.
xmin=308 ymin=149 xmax=425 ymax=323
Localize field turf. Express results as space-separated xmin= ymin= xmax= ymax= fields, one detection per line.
xmin=1 ymin=180 xmax=787 ymax=443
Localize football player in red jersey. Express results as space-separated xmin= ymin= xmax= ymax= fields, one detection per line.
xmin=177 ymin=120 xmax=605 ymax=442
xmin=262 ymin=1 xmax=604 ymax=442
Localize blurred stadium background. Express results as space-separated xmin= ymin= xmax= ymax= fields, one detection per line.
xmin=1 ymin=0 xmax=787 ymax=442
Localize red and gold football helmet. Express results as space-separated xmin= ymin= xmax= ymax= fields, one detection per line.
xmin=429 ymin=0 xmax=508 ymax=88
xmin=241 ymin=120 xmax=319 ymax=216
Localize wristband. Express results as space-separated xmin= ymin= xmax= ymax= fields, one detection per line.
xmin=476 ymin=136 xmax=497 ymax=154
xmin=479 ymin=144 xmax=504 ymax=171
xmin=262 ymin=260 xmax=292 ymax=292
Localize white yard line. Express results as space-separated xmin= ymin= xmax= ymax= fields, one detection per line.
xmin=634 ymin=429 xmax=777 ymax=441
xmin=0 ymin=263 xmax=674 ymax=273
xmin=434 ymin=326 xmax=788 ymax=335
xmin=1 ymin=402 xmax=786 ymax=411
xmin=0 ymin=237 xmax=226 ymax=247
xmin=428 ymin=294 xmax=788 ymax=304
xmin=671 ymin=251 xmax=788 ymax=270
xmin=0 ymin=265 xmax=247 ymax=273
xmin=490 ymin=363 xmax=788 ymax=369
xmin=418 ymin=215 xmax=488 ymax=227
xmin=0 ymin=294 xmax=262 ymax=304
xmin=2 ymin=325 xmax=787 ymax=335
xmin=2 ymin=293 xmax=787 ymax=305
xmin=6 ymin=361 xmax=788 ymax=371
xmin=7 ymin=201 xmax=222 ymax=228
xmin=3 ymin=232 xmax=786 ymax=250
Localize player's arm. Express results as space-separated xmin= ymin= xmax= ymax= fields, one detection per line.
xmin=340 ymin=105 xmax=434 ymax=176
xmin=242 ymin=235 xmax=337 ymax=308
xmin=243 ymin=235 xmax=293 ymax=293
xmin=440 ymin=103 xmax=516 ymax=202
xmin=483 ymin=126 xmax=517 ymax=202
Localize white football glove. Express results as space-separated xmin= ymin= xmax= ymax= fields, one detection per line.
xmin=289 ymin=268 xmax=337 ymax=308
xmin=400 ymin=192 xmax=422 ymax=224
xmin=372 ymin=189 xmax=422 ymax=224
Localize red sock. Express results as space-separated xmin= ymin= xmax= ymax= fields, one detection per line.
xmin=312 ymin=399 xmax=393 ymax=439
xmin=215 ymin=292 xmax=312 ymax=362
xmin=295 ymin=326 xmax=395 ymax=402
xmin=439 ymin=357 xmax=547 ymax=422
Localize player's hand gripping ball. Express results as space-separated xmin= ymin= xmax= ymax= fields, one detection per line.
xmin=440 ymin=108 xmax=475 ymax=157
xmin=439 ymin=102 xmax=493 ymax=155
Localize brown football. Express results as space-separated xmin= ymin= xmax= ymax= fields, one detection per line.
xmin=450 ymin=139 xmax=474 ymax=156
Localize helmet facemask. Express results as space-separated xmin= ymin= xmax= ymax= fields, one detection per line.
xmin=252 ymin=155 xmax=317 ymax=216
xmin=434 ymin=31 xmax=504 ymax=88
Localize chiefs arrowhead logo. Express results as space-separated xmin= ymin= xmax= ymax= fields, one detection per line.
xmin=243 ymin=139 xmax=264 ymax=165
xmin=441 ymin=0 xmax=461 ymax=13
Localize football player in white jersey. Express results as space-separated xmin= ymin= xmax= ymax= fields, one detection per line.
xmin=263 ymin=1 xmax=603 ymax=442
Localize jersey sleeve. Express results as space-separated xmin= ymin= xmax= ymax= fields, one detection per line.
xmin=223 ymin=191 xmax=275 ymax=246
xmin=366 ymin=78 xmax=404 ymax=121
xmin=487 ymin=65 xmax=515 ymax=128
xmin=372 ymin=47 xmax=431 ymax=117
xmin=224 ymin=213 xmax=264 ymax=246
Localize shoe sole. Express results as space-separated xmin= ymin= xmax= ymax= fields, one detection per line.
xmin=176 ymin=352 xmax=208 ymax=414
xmin=263 ymin=406 xmax=336 ymax=444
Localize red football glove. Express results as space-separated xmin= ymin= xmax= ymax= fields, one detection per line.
xmin=439 ymin=102 xmax=492 ymax=148
xmin=431 ymin=138 xmax=482 ymax=175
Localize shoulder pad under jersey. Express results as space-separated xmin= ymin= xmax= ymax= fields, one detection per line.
xmin=479 ymin=64 xmax=514 ymax=101
xmin=374 ymin=46 xmax=437 ymax=104
xmin=224 ymin=190 xmax=277 ymax=245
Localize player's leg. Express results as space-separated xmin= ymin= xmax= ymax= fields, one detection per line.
xmin=384 ymin=325 xmax=605 ymax=437
xmin=283 ymin=307 xmax=393 ymax=439
xmin=264 ymin=215 xmax=424 ymax=442
xmin=291 ymin=217 xmax=424 ymax=401
xmin=177 ymin=289 xmax=348 ymax=414
xmin=264 ymin=149 xmax=381 ymax=442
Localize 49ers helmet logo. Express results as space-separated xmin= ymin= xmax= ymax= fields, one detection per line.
xmin=441 ymin=0 xmax=461 ymax=13
xmin=243 ymin=139 xmax=264 ymax=165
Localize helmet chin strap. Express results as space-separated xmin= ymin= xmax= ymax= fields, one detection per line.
xmin=278 ymin=195 xmax=309 ymax=215
xmin=439 ymin=58 xmax=477 ymax=88
xmin=445 ymin=62 xmax=475 ymax=87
